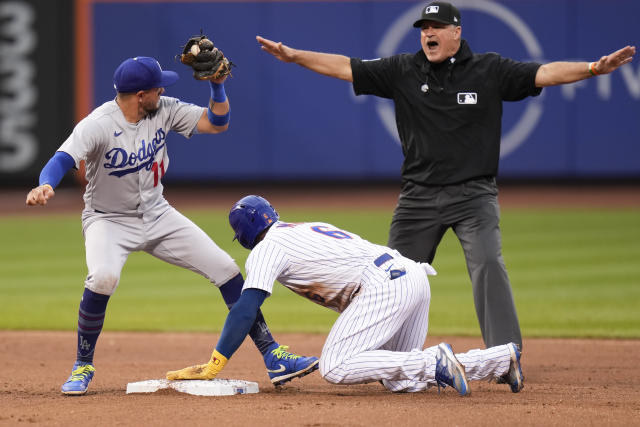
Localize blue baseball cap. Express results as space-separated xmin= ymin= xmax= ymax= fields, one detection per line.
xmin=113 ymin=56 xmax=179 ymax=93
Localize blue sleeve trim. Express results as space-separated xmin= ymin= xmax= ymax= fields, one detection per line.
xmin=216 ymin=288 xmax=268 ymax=358
xmin=207 ymin=108 xmax=230 ymax=126
xmin=39 ymin=151 xmax=75 ymax=188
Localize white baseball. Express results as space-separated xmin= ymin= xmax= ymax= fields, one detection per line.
xmin=190 ymin=44 xmax=200 ymax=56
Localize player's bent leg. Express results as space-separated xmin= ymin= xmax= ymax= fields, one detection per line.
xmin=321 ymin=266 xmax=429 ymax=388
xmin=145 ymin=207 xmax=240 ymax=285
xmin=320 ymin=348 xmax=432 ymax=388
xmin=69 ymin=218 xmax=132 ymax=396
xmin=375 ymin=276 xmax=431 ymax=393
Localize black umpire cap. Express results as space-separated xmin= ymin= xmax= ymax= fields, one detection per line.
xmin=413 ymin=1 xmax=461 ymax=28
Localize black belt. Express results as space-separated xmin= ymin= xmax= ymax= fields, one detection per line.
xmin=374 ymin=253 xmax=393 ymax=267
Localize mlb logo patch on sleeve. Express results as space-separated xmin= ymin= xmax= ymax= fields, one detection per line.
xmin=457 ymin=93 xmax=478 ymax=104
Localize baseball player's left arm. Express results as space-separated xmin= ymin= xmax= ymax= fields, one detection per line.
xmin=26 ymin=151 xmax=76 ymax=206
xmin=196 ymin=75 xmax=230 ymax=134
xmin=535 ymin=45 xmax=635 ymax=87
xmin=166 ymin=288 xmax=268 ymax=380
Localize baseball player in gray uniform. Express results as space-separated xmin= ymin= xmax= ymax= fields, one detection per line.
xmin=25 ymin=57 xmax=318 ymax=395
xmin=166 ymin=195 xmax=524 ymax=396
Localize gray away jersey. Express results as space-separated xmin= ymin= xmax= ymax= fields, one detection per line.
xmin=243 ymin=221 xmax=395 ymax=312
xmin=59 ymin=96 xmax=203 ymax=221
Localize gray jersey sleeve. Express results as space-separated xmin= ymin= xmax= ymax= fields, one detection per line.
xmin=161 ymin=96 xmax=204 ymax=138
xmin=58 ymin=114 xmax=107 ymax=167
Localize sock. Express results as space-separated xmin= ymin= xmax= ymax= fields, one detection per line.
xmin=76 ymin=288 xmax=110 ymax=364
xmin=219 ymin=273 xmax=276 ymax=355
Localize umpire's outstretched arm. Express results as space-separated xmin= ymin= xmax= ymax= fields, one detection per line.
xmin=256 ymin=36 xmax=353 ymax=82
xmin=535 ymin=45 xmax=635 ymax=87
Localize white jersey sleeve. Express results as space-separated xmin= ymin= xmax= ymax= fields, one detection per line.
xmin=243 ymin=239 xmax=289 ymax=296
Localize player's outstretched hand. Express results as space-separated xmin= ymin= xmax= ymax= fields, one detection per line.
xmin=592 ymin=45 xmax=636 ymax=75
xmin=166 ymin=349 xmax=228 ymax=381
xmin=26 ymin=184 xmax=55 ymax=206
xmin=166 ymin=363 xmax=218 ymax=380
xmin=256 ymin=36 xmax=296 ymax=63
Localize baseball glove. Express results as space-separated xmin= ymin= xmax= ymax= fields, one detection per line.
xmin=179 ymin=35 xmax=233 ymax=80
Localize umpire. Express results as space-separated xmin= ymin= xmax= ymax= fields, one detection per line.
xmin=256 ymin=1 xmax=635 ymax=348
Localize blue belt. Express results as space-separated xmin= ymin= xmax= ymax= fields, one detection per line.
xmin=374 ymin=253 xmax=393 ymax=267
xmin=374 ymin=253 xmax=406 ymax=279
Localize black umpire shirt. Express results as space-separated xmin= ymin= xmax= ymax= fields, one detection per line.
xmin=351 ymin=39 xmax=542 ymax=185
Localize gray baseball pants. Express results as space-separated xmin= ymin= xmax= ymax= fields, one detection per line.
xmin=387 ymin=176 xmax=522 ymax=349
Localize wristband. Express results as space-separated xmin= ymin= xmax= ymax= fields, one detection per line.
xmin=207 ymin=349 xmax=228 ymax=373
xmin=588 ymin=62 xmax=599 ymax=77
xmin=209 ymin=81 xmax=227 ymax=103
xmin=207 ymin=108 xmax=230 ymax=126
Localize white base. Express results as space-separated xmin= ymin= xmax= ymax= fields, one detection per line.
xmin=126 ymin=379 xmax=259 ymax=396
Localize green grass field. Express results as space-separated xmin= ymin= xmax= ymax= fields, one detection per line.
xmin=1 ymin=206 xmax=638 ymax=338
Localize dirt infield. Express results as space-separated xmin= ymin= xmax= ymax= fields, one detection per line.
xmin=3 ymin=184 xmax=638 ymax=425
xmin=1 ymin=331 xmax=639 ymax=426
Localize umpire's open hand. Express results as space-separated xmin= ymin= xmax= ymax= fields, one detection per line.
xmin=592 ymin=45 xmax=636 ymax=75
xmin=256 ymin=36 xmax=297 ymax=63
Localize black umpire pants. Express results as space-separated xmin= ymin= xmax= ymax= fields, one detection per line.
xmin=387 ymin=176 xmax=522 ymax=349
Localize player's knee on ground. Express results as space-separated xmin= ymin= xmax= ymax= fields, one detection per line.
xmin=85 ymin=269 xmax=120 ymax=295
xmin=319 ymin=358 xmax=350 ymax=384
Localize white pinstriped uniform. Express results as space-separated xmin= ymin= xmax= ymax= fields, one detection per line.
xmin=59 ymin=97 xmax=239 ymax=296
xmin=244 ymin=221 xmax=516 ymax=392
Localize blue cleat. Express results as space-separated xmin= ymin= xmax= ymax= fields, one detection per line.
xmin=61 ymin=362 xmax=95 ymax=395
xmin=435 ymin=342 xmax=470 ymax=396
xmin=264 ymin=344 xmax=319 ymax=386
xmin=501 ymin=343 xmax=524 ymax=393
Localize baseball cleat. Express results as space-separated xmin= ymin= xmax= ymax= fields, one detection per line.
xmin=500 ymin=343 xmax=524 ymax=393
xmin=264 ymin=344 xmax=319 ymax=386
xmin=435 ymin=342 xmax=470 ymax=396
xmin=61 ymin=362 xmax=96 ymax=395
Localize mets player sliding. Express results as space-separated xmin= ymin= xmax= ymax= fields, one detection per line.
xmin=25 ymin=57 xmax=317 ymax=395
xmin=166 ymin=195 xmax=524 ymax=395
